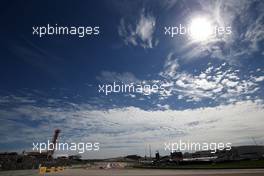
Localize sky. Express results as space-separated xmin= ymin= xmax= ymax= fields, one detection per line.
xmin=0 ymin=0 xmax=264 ymax=159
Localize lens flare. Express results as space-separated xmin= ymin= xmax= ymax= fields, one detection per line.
xmin=189 ymin=17 xmax=213 ymax=42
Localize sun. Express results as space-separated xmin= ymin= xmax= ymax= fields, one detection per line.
xmin=189 ymin=17 xmax=213 ymax=42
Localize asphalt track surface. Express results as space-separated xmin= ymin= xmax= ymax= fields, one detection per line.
xmin=1 ymin=169 xmax=264 ymax=176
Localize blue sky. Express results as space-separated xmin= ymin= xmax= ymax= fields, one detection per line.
xmin=0 ymin=0 xmax=264 ymax=158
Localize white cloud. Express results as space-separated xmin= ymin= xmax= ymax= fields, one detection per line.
xmin=0 ymin=95 xmax=36 ymax=104
xmin=136 ymin=13 xmax=156 ymax=48
xmin=118 ymin=10 xmax=157 ymax=49
xmin=96 ymin=71 xmax=140 ymax=84
xmin=254 ymin=76 xmax=264 ymax=82
xmin=159 ymin=61 xmax=261 ymax=102
xmin=156 ymin=103 xmax=170 ymax=110
xmin=221 ymin=78 xmax=238 ymax=88
xmin=159 ymin=53 xmax=179 ymax=78
xmin=1 ymin=100 xmax=263 ymax=158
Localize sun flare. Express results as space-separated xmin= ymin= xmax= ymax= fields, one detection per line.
xmin=189 ymin=17 xmax=213 ymax=42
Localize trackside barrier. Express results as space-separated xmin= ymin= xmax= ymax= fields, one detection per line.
xmin=39 ymin=166 xmax=65 ymax=175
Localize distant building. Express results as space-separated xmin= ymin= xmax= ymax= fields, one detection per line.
xmin=216 ymin=145 xmax=264 ymax=161
xmin=125 ymin=155 xmax=141 ymax=161
xmin=230 ymin=145 xmax=264 ymax=160
xmin=155 ymin=151 xmax=160 ymax=161
xmin=170 ymin=151 xmax=183 ymax=162
xmin=192 ymin=150 xmax=214 ymax=158
xmin=68 ymin=155 xmax=81 ymax=160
